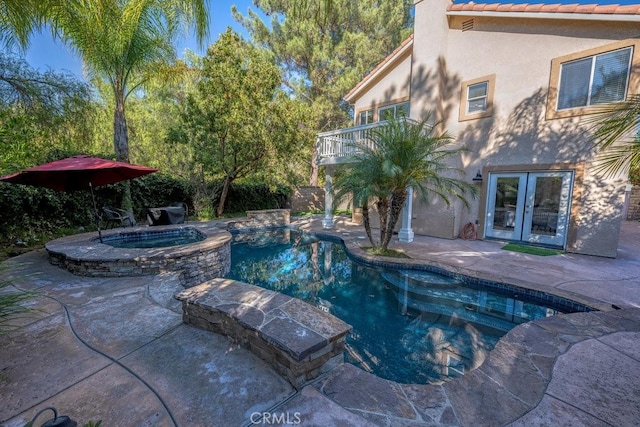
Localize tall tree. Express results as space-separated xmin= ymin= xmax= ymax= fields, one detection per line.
xmin=49 ymin=0 xmax=208 ymax=164
xmin=333 ymin=117 xmax=477 ymax=252
xmin=0 ymin=0 xmax=44 ymax=50
xmin=45 ymin=0 xmax=208 ymax=209
xmin=171 ymin=29 xmax=310 ymax=217
xmin=0 ymin=52 xmax=95 ymax=173
xmin=234 ymin=0 xmax=413 ymax=185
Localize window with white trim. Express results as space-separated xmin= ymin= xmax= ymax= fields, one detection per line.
xmin=358 ymin=109 xmax=373 ymax=125
xmin=467 ymin=82 xmax=488 ymax=114
xmin=378 ymin=102 xmax=410 ymax=121
xmin=459 ymin=74 xmax=495 ymax=121
xmin=557 ymin=47 xmax=632 ymax=110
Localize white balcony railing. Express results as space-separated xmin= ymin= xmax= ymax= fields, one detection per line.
xmin=316 ymin=118 xmax=420 ymax=165
xmin=316 ymin=122 xmax=384 ymax=165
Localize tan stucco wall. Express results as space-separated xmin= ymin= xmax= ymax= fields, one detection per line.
xmin=352 ymin=53 xmax=412 ymax=123
xmin=350 ymin=0 xmax=636 ymax=256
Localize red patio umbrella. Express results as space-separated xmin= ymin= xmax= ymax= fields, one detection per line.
xmin=0 ymin=155 xmax=158 ymax=242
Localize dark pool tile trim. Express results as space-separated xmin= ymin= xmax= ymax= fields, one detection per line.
xmin=298 ymin=228 xmax=601 ymax=313
xmin=98 ymin=227 xmax=205 ymax=244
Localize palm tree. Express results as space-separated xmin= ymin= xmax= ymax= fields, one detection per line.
xmin=2 ymin=0 xmax=209 ymax=209
xmin=46 ymin=0 xmax=208 ymax=209
xmin=0 ymin=0 xmax=43 ymax=50
xmin=334 ymin=116 xmax=477 ymax=252
xmin=590 ymin=94 xmax=640 ymax=178
xmin=49 ymin=0 xmax=209 ymax=164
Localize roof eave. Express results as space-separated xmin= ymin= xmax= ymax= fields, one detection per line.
xmin=446 ymin=10 xmax=640 ymax=23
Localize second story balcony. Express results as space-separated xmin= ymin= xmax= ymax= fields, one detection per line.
xmin=316 ymin=122 xmax=384 ymax=166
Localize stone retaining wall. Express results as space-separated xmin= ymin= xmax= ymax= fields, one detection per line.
xmin=227 ymin=209 xmax=290 ymax=230
xmin=175 ymin=279 xmax=352 ymax=389
xmin=290 ymin=186 xmax=324 ymax=213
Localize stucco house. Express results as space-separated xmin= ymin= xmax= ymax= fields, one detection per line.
xmin=317 ymin=0 xmax=640 ymax=257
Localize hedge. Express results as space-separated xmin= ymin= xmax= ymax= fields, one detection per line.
xmin=0 ymin=174 xmax=291 ymax=242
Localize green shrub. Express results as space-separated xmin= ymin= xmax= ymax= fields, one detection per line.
xmin=206 ymin=181 xmax=290 ymax=214
xmin=0 ymin=174 xmax=192 ymax=243
xmin=0 ymin=165 xmax=295 ymax=257
xmin=130 ymin=174 xmax=193 ymax=218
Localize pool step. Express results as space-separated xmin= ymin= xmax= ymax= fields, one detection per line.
xmin=383 ymin=271 xmax=527 ymax=332
xmin=382 ymin=271 xmax=478 ymax=307
xmin=395 ymin=295 xmax=515 ymax=332
xmin=386 ymin=270 xmax=461 ymax=286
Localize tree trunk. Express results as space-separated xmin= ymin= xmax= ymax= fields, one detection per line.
xmin=376 ymin=197 xmax=389 ymax=250
xmin=113 ymin=82 xmax=130 ymax=163
xmin=216 ymin=175 xmax=233 ymax=217
xmin=113 ymin=78 xmax=132 ymax=212
xmin=381 ymin=189 xmax=407 ymax=250
xmin=309 ymin=147 xmax=318 ymax=186
xmin=361 ymin=204 xmax=375 ymax=248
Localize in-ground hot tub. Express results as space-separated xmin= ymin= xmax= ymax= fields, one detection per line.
xmin=46 ymin=223 xmax=231 ymax=287
xmin=101 ymin=227 xmax=206 ymax=249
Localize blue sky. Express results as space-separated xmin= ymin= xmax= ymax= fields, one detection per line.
xmin=21 ymin=0 xmax=640 ymax=80
xmin=24 ymin=0 xmax=258 ymax=79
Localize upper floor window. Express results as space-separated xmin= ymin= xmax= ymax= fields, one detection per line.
xmin=557 ymin=47 xmax=632 ymax=110
xmin=358 ymin=109 xmax=373 ymax=125
xmin=547 ymin=39 xmax=639 ymax=120
xmin=459 ymin=74 xmax=495 ymax=121
xmin=467 ymin=82 xmax=488 ymax=113
xmin=378 ymin=102 xmax=410 ymax=121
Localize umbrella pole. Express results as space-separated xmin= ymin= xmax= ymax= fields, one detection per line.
xmin=90 ymin=182 xmax=103 ymax=243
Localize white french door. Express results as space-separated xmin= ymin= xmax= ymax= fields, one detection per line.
xmin=485 ymin=171 xmax=573 ymax=247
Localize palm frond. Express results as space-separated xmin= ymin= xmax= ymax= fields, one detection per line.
xmin=588 ymin=94 xmax=640 ymax=177
xmin=333 ymin=115 xmax=477 ymax=250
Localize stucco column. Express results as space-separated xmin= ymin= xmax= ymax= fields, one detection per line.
xmin=398 ymin=186 xmax=414 ymax=243
xmin=322 ymin=172 xmax=334 ymax=229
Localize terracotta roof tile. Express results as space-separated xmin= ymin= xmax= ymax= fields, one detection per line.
xmin=524 ymin=4 xmax=545 ymax=12
xmin=594 ymin=5 xmax=619 ymax=13
xmin=447 ymin=2 xmax=640 ymax=15
xmin=617 ymin=5 xmax=640 ymax=13
xmin=556 ymin=4 xmax=579 ymax=13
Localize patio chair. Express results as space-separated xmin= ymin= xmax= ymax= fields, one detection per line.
xmin=172 ymin=201 xmax=188 ymax=219
xmin=103 ymin=206 xmax=136 ymax=228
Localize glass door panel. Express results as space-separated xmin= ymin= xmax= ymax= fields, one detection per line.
xmin=485 ymin=171 xmax=573 ymax=248
xmin=522 ymin=172 xmax=573 ymax=247
xmin=485 ymin=174 xmax=526 ymax=240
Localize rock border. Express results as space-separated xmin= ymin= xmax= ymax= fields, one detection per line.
xmin=311 ymin=308 xmax=640 ymax=426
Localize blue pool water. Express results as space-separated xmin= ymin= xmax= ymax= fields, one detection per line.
xmin=102 ymin=228 xmax=205 ymax=249
xmin=227 ymin=228 xmax=575 ymax=384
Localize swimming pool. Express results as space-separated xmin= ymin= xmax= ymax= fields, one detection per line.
xmin=226 ymin=228 xmax=579 ymax=384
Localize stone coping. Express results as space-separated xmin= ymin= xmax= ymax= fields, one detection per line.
xmin=310 ymin=307 xmax=640 ymax=426
xmin=175 ymin=278 xmax=352 ymax=389
xmin=45 ymin=222 xmax=229 ymax=261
